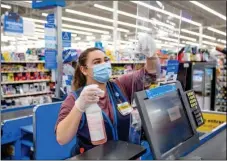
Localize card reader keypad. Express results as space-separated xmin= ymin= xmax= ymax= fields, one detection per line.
xmin=185 ymin=90 xmax=204 ymax=127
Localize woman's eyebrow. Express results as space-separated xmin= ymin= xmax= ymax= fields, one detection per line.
xmin=92 ymin=58 xmax=102 ymax=63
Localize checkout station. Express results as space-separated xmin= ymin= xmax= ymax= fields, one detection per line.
xmin=1 ymin=81 xmax=226 ymax=160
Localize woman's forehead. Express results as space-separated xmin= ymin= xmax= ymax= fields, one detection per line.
xmin=88 ymin=50 xmax=105 ymax=60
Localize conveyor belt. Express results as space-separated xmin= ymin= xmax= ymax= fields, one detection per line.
xmin=1 ymin=108 xmax=33 ymax=122
xmin=184 ymin=129 xmax=226 ymax=160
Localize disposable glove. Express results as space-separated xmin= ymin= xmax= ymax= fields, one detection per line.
xmin=75 ymin=84 xmax=104 ymax=112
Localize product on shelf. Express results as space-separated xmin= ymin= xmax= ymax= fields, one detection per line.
xmin=1 ymin=82 xmax=50 ymax=96
xmin=1 ymin=95 xmax=52 ymax=109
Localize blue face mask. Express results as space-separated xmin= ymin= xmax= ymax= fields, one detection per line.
xmin=92 ymin=62 xmax=112 ymax=83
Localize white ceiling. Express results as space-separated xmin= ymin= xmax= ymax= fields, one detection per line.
xmin=1 ymin=1 xmax=226 ymax=48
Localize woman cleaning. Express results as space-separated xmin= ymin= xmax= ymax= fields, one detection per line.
xmin=55 ymin=36 xmax=160 ymax=155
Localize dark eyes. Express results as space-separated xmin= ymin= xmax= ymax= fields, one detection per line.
xmin=93 ymin=57 xmax=110 ymax=65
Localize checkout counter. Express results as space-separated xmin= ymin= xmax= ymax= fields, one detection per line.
xmin=69 ymin=81 xmax=226 ymax=160
xmin=1 ymin=82 xmax=226 ymax=160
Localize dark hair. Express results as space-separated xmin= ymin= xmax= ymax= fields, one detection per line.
xmin=72 ymin=47 xmax=102 ymax=90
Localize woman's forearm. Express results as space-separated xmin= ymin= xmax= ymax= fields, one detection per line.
xmin=56 ymin=106 xmax=82 ymax=145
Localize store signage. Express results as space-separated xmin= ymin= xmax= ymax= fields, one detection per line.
xmin=45 ymin=23 xmax=56 ymax=49
xmin=146 ymin=84 xmax=176 ymax=99
xmin=47 ymin=13 xmax=55 ymax=24
xmin=165 ymin=60 xmax=179 ymax=83
xmin=62 ymin=32 xmax=71 ymax=47
xmin=197 ymin=111 xmax=226 ymax=132
xmin=45 ymin=49 xmax=57 ymax=69
xmin=32 ymin=0 xmax=66 ymax=9
xmin=3 ymin=12 xmax=23 ymax=35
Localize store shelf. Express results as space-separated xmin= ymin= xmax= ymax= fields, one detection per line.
xmin=1 ymin=61 xmax=45 ymax=64
xmin=1 ymin=79 xmax=51 ymax=85
xmin=2 ymin=91 xmax=52 ymax=98
xmin=111 ymin=61 xmax=145 ymax=64
xmin=1 ymin=70 xmax=49 ymax=73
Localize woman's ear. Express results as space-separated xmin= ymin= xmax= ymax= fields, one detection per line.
xmin=80 ymin=66 xmax=88 ymax=76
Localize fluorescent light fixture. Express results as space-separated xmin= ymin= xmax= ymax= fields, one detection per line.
xmin=1 ymin=4 xmax=11 ymax=9
xmin=207 ymin=27 xmax=226 ymax=36
xmin=62 ymin=29 xmax=92 ymax=36
xmin=157 ymin=44 xmax=174 ymax=48
xmin=24 ymin=1 xmax=32 ymax=3
xmin=42 ymin=13 xmax=129 ymax=33
xmin=202 ymin=40 xmax=218 ymax=46
xmin=23 ymin=17 xmax=46 ymax=23
xmin=181 ymin=29 xmax=216 ymax=41
xmin=74 ymin=37 xmax=81 ymax=41
xmin=86 ymin=36 xmax=96 ymax=41
xmin=65 ymin=9 xmax=150 ymax=31
xmin=168 ymin=42 xmax=185 ymax=47
xmin=66 ymin=9 xmax=112 ymax=23
xmin=190 ymin=1 xmax=226 ymax=20
xmin=62 ymin=24 xmax=109 ymax=34
xmin=35 ymin=24 xmax=44 ymax=29
xmin=184 ymin=41 xmax=200 ymax=46
xmin=171 ymin=34 xmax=197 ymax=42
xmin=94 ymin=4 xmax=174 ymax=30
xmin=131 ymin=1 xmax=201 ymax=26
xmin=156 ymin=1 xmax=164 ymax=10
xmin=217 ymin=39 xmax=226 ymax=44
xmin=155 ymin=40 xmax=162 ymax=43
xmin=35 ymin=26 xmax=92 ymax=35
xmin=35 ymin=20 xmax=109 ymax=34
xmin=158 ymin=37 xmax=178 ymax=43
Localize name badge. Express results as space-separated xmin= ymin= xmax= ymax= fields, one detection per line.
xmin=117 ymin=102 xmax=133 ymax=116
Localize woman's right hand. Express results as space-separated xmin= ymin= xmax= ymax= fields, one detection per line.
xmin=75 ymin=84 xmax=104 ymax=112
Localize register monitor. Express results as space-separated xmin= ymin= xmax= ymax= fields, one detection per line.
xmin=135 ymin=81 xmax=199 ymax=160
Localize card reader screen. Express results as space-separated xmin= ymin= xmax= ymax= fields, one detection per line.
xmin=144 ymin=91 xmax=194 ymax=155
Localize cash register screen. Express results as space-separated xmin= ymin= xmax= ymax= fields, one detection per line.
xmin=144 ymin=91 xmax=194 ymax=155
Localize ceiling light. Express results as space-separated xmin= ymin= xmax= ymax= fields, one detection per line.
xmin=168 ymin=42 xmax=185 ymax=47
xmin=35 ymin=27 xmax=92 ymax=35
xmin=66 ymin=9 xmax=112 ymax=23
xmin=217 ymin=39 xmax=226 ymax=44
xmin=94 ymin=4 xmax=174 ymax=30
xmin=35 ymin=20 xmax=109 ymax=34
xmin=65 ymin=9 xmax=150 ymax=31
xmin=23 ymin=17 xmax=46 ymax=23
xmin=40 ymin=14 xmax=129 ymax=33
xmin=171 ymin=34 xmax=197 ymax=42
xmin=156 ymin=1 xmax=164 ymax=10
xmin=190 ymin=1 xmax=226 ymax=20
xmin=181 ymin=29 xmax=216 ymax=41
xmin=158 ymin=37 xmax=178 ymax=43
xmin=62 ymin=24 xmax=109 ymax=34
xmin=1 ymin=4 xmax=11 ymax=9
xmin=62 ymin=29 xmax=92 ymax=36
xmin=202 ymin=41 xmax=218 ymax=46
xmin=207 ymin=27 xmax=226 ymax=36
xmin=157 ymin=44 xmax=174 ymax=48
xmin=74 ymin=37 xmax=81 ymax=41
xmin=184 ymin=41 xmax=200 ymax=46
xmin=131 ymin=1 xmax=201 ymax=26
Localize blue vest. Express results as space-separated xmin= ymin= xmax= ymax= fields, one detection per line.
xmin=72 ymin=81 xmax=131 ymax=155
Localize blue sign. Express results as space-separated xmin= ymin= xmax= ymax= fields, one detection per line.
xmin=146 ymin=85 xmax=176 ymax=99
xmin=45 ymin=49 xmax=57 ymax=69
xmin=62 ymin=32 xmax=71 ymax=47
xmin=32 ymin=0 xmax=66 ymax=9
xmin=3 ymin=12 xmax=23 ymax=34
xmin=47 ymin=13 xmax=55 ymax=24
xmin=165 ymin=60 xmax=179 ymax=83
xmin=95 ymin=41 xmax=104 ymax=50
xmin=45 ymin=24 xmax=56 ymax=49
